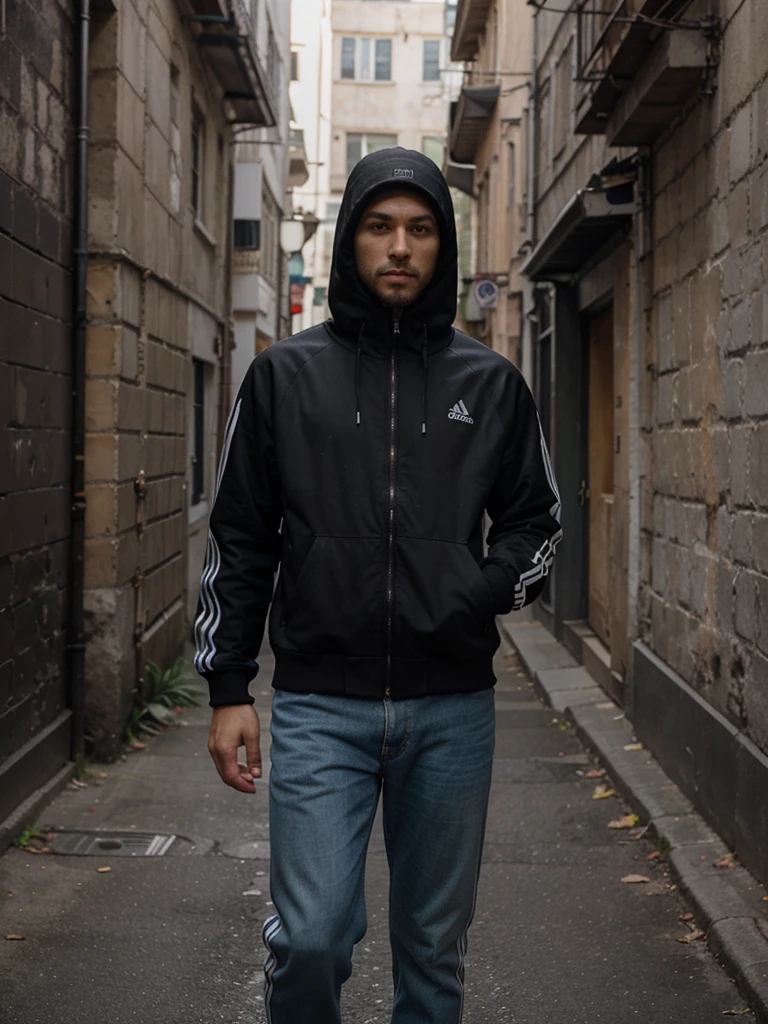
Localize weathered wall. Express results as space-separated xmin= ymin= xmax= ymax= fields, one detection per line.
xmin=0 ymin=0 xmax=75 ymax=769
xmin=645 ymin=0 xmax=768 ymax=755
xmin=83 ymin=0 xmax=231 ymax=757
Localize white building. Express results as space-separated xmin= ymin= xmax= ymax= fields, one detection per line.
xmin=289 ymin=0 xmax=334 ymax=331
xmin=230 ymin=0 xmax=294 ymax=396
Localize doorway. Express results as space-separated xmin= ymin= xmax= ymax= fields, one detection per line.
xmin=587 ymin=306 xmax=614 ymax=647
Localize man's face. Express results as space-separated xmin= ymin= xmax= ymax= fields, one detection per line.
xmin=353 ymin=190 xmax=440 ymax=309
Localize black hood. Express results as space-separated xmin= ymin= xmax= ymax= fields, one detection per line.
xmin=327 ymin=147 xmax=458 ymax=354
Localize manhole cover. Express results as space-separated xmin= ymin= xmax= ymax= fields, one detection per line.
xmin=48 ymin=829 xmax=185 ymax=857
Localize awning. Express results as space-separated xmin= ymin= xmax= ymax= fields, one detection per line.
xmin=449 ymin=85 xmax=499 ymax=164
xmin=522 ymin=185 xmax=640 ymax=282
xmin=444 ymin=160 xmax=475 ymax=196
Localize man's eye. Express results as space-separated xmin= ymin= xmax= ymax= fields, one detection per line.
xmin=371 ymin=222 xmax=388 ymax=231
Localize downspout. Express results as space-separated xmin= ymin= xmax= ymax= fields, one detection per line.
xmin=218 ymin=154 xmax=235 ymax=458
xmin=69 ymin=0 xmax=90 ymax=768
xmin=522 ymin=6 xmax=538 ymax=386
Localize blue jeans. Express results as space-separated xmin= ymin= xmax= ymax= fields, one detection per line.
xmin=263 ymin=688 xmax=495 ymax=1024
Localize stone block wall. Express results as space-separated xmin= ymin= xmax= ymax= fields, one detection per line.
xmin=82 ymin=0 xmax=231 ymax=758
xmin=0 ymin=0 xmax=75 ymax=767
xmin=644 ymin=0 xmax=768 ymax=755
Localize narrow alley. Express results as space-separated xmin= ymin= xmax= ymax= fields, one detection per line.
xmin=0 ymin=634 xmax=752 ymax=1023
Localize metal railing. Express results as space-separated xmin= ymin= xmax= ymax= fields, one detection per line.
xmin=576 ymin=0 xmax=633 ymax=82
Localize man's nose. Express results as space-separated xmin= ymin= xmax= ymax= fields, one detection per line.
xmin=388 ymin=227 xmax=410 ymax=259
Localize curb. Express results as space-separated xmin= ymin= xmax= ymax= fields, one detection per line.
xmin=499 ymin=614 xmax=768 ymax=1022
xmin=0 ymin=761 xmax=77 ymax=857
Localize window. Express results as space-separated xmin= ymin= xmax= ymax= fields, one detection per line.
xmin=507 ymin=142 xmax=516 ymax=240
xmin=191 ymin=103 xmax=204 ymax=218
xmin=421 ymin=136 xmax=443 ymax=165
xmin=192 ymin=359 xmax=205 ymax=505
xmin=260 ymin=187 xmax=280 ymax=286
xmin=340 ymin=37 xmax=392 ymax=81
xmin=423 ymin=40 xmax=441 ymax=82
xmin=234 ymin=220 xmax=260 ymax=250
xmin=290 ymin=50 xmax=299 ymax=81
xmin=374 ymin=39 xmax=391 ymax=81
xmin=554 ymin=41 xmax=572 ymax=158
xmin=346 ymin=132 xmax=397 ymax=175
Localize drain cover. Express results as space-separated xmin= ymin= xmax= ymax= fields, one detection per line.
xmin=48 ymin=829 xmax=182 ymax=857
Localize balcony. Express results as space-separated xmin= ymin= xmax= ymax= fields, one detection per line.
xmin=575 ymin=0 xmax=715 ymax=146
xmin=288 ymin=129 xmax=310 ymax=188
xmin=179 ymin=0 xmax=277 ymax=127
xmin=448 ymin=72 xmax=500 ymax=164
xmin=450 ymin=0 xmax=493 ymax=62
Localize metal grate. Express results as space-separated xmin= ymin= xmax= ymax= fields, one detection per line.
xmin=48 ymin=830 xmax=181 ymax=857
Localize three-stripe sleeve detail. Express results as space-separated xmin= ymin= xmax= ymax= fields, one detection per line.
xmin=194 ymin=399 xmax=242 ymax=674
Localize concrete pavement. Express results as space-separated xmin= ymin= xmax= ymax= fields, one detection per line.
xmin=0 ymin=637 xmax=752 ymax=1023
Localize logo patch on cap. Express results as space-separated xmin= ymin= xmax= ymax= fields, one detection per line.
xmin=393 ymin=168 xmax=414 ymax=179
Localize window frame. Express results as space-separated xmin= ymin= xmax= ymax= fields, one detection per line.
xmin=346 ymin=131 xmax=398 ymax=175
xmin=339 ymin=36 xmax=392 ymax=82
xmin=422 ymin=39 xmax=441 ymax=82
xmin=191 ymin=358 xmax=205 ymax=506
xmin=191 ymin=103 xmax=204 ymax=220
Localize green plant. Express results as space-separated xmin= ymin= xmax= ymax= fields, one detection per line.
xmin=14 ymin=824 xmax=48 ymax=849
xmin=125 ymin=657 xmax=202 ymax=744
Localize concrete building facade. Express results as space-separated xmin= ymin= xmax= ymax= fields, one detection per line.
xmin=289 ymin=0 xmax=333 ymax=331
xmin=0 ymin=0 xmax=77 ymax=829
xmin=447 ymin=0 xmax=532 ymax=365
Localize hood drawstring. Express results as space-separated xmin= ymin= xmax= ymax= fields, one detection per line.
xmin=355 ymin=330 xmax=362 ymax=426
xmin=421 ymin=325 xmax=429 ymax=436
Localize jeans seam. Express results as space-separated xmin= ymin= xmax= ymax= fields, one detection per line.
xmin=380 ymin=698 xmax=390 ymax=765
xmin=388 ymin=699 xmax=412 ymax=761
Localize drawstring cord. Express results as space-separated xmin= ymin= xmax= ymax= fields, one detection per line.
xmin=355 ymin=328 xmax=362 ymax=427
xmin=421 ymin=325 xmax=429 ymax=436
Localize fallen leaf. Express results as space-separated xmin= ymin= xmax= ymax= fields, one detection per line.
xmin=623 ymin=742 xmax=644 ymax=751
xmin=96 ymin=866 xmax=112 ymax=873
xmin=628 ymin=825 xmax=650 ymax=840
xmin=763 ymin=896 xmax=768 ymax=902
xmin=714 ymin=853 xmax=738 ymax=869
xmin=593 ymin=784 xmax=617 ymax=800
xmin=680 ymin=912 xmax=694 ymax=922
xmin=6 ymin=892 xmax=12 ymax=896
xmin=70 ymin=779 xmax=87 ymax=788
xmin=609 ymin=814 xmax=640 ymax=830
xmin=98 ymin=772 xmax=108 ymax=778
xmin=131 ymin=741 xmax=148 ymax=751
xmin=647 ymin=851 xmax=664 ymax=861
xmin=584 ymin=768 xmax=606 ymax=779
xmin=677 ymin=929 xmax=705 ymax=943
xmin=621 ymin=874 xmax=650 ymax=884
xmin=722 ymin=1009 xmax=752 ymax=1015
xmin=174 ymin=706 xmax=183 ymax=713
xmin=5 ymin=934 xmax=25 ymax=940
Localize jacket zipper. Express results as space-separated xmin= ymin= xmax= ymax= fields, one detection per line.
xmin=385 ymin=315 xmax=399 ymax=698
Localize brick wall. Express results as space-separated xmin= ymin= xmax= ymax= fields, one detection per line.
xmin=643 ymin=0 xmax=768 ymax=754
xmin=0 ymin=0 xmax=75 ymax=767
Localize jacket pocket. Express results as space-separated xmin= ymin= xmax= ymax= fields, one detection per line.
xmin=393 ymin=538 xmax=497 ymax=660
xmin=282 ymin=536 xmax=385 ymax=656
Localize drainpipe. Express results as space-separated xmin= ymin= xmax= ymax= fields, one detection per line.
xmin=522 ymin=6 xmax=538 ymax=385
xmin=69 ymin=0 xmax=90 ymax=768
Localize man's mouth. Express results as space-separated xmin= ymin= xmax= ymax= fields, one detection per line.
xmin=382 ymin=269 xmax=416 ymax=278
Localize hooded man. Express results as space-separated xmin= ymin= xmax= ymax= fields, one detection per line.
xmin=196 ymin=148 xmax=562 ymax=1023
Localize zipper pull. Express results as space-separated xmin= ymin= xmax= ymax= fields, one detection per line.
xmin=393 ymin=315 xmax=400 ymax=335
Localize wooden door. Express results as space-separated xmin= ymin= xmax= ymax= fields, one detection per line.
xmin=588 ymin=307 xmax=614 ymax=647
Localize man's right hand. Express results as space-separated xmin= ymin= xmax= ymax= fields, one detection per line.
xmin=208 ymin=705 xmax=262 ymax=794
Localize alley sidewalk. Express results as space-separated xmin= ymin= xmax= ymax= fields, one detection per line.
xmin=0 ymin=638 xmax=754 ymax=1024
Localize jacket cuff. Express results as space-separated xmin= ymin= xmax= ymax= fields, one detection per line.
xmin=482 ymin=563 xmax=514 ymax=616
xmin=207 ymin=671 xmax=256 ymax=708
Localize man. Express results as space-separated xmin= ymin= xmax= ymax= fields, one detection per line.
xmin=196 ymin=148 xmax=561 ymax=1023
